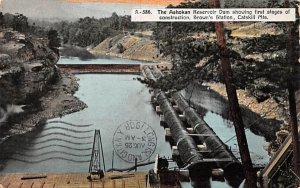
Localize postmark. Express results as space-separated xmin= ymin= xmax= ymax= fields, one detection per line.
xmin=113 ymin=120 xmax=157 ymax=163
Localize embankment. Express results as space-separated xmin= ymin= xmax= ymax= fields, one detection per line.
xmin=0 ymin=28 xmax=87 ymax=144
xmin=90 ymin=34 xmax=170 ymax=63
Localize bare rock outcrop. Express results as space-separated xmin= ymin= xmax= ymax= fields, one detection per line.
xmin=0 ymin=28 xmax=86 ymax=144
xmin=91 ymin=34 xmax=169 ymax=63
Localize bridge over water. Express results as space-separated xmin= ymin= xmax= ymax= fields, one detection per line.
xmin=57 ymin=64 xmax=141 ymax=74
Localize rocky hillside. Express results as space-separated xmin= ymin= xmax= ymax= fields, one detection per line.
xmin=90 ymin=34 xmax=169 ymax=63
xmin=0 ymin=28 xmax=86 ymax=144
xmin=0 ymin=28 xmax=59 ymax=103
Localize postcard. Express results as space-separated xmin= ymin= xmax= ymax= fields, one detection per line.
xmin=0 ymin=0 xmax=299 ymax=187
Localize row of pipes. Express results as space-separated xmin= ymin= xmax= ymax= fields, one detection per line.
xmin=142 ymin=65 xmax=245 ymax=187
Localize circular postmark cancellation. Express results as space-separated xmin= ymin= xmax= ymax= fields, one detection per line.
xmin=113 ymin=120 xmax=157 ymax=163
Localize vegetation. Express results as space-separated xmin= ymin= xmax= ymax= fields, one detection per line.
xmin=150 ymin=0 xmax=299 ymax=186
xmin=47 ymin=29 xmax=61 ymax=54
xmin=148 ymin=1 xmax=218 ymax=91
xmin=53 ymin=13 xmax=155 ymax=47
xmin=0 ymin=12 xmax=52 ymax=37
xmin=0 ymin=12 xmax=61 ymax=55
xmin=12 ymin=14 xmax=29 ymax=33
xmin=0 ymin=13 xmax=4 ymax=28
xmin=149 ymin=0 xmax=299 ymax=105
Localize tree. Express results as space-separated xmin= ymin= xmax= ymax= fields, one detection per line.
xmin=110 ymin=12 xmax=119 ymax=30
xmin=48 ymin=29 xmax=61 ymax=54
xmin=12 ymin=14 xmax=29 ymax=32
xmin=285 ymin=0 xmax=300 ymax=182
xmin=0 ymin=12 xmax=4 ymax=28
xmin=208 ymin=0 xmax=257 ymax=187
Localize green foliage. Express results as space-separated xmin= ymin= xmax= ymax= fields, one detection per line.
xmin=110 ymin=12 xmax=119 ymax=30
xmin=53 ymin=13 xmax=154 ymax=47
xmin=152 ymin=1 xmax=214 ymax=58
xmin=150 ymin=1 xmax=296 ymax=104
xmin=47 ymin=29 xmax=61 ymax=53
xmin=242 ymin=34 xmax=287 ymax=53
xmin=0 ymin=12 xmax=3 ymax=27
xmin=12 ymin=14 xmax=29 ymax=32
xmin=1 ymin=12 xmax=48 ymax=37
xmin=149 ymin=1 xmax=216 ymax=91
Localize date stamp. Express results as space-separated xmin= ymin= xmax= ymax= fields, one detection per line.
xmin=113 ymin=120 xmax=157 ymax=163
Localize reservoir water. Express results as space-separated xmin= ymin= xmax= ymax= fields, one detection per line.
xmin=182 ymin=85 xmax=270 ymax=166
xmin=0 ymin=56 xmax=270 ymax=187
xmin=0 ymin=74 xmax=171 ymax=173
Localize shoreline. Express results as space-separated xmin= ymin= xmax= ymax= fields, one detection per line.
xmin=206 ymin=82 xmax=300 ymax=128
xmin=0 ymin=70 xmax=87 ymax=145
xmin=204 ymin=82 xmax=288 ymax=124
xmin=92 ymin=49 xmax=292 ymax=138
xmin=64 ymin=48 xmax=296 ymax=142
xmin=1 ymin=51 xmax=296 ymax=165
xmin=89 ymin=49 xmax=170 ymax=64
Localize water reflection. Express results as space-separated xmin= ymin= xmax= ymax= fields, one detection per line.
xmin=182 ymin=83 xmax=271 ymax=166
xmin=183 ymin=83 xmax=281 ymax=141
xmin=0 ymin=74 xmax=172 ymax=173
xmin=0 ymin=56 xmax=274 ymax=187
xmin=0 ymin=121 xmax=94 ymax=172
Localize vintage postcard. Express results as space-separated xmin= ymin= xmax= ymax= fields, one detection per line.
xmin=0 ymin=0 xmax=299 ymax=187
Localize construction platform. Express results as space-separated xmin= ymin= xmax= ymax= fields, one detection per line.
xmin=0 ymin=172 xmax=178 ymax=188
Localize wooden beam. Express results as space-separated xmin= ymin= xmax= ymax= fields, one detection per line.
xmin=21 ymin=175 xmax=47 ymax=180
xmin=178 ymin=114 xmax=186 ymax=121
xmin=172 ymin=146 xmax=211 ymax=155
xmin=155 ymin=106 xmax=162 ymax=114
xmin=186 ymin=128 xmax=194 ymax=133
xmin=165 ymin=128 xmax=216 ymax=138
xmin=160 ymin=115 xmax=167 ymax=127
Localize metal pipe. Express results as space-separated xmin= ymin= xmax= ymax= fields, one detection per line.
xmin=173 ymin=92 xmax=244 ymax=187
xmin=155 ymin=90 xmax=211 ymax=180
xmin=152 ymin=66 xmax=164 ymax=79
xmin=143 ymin=66 xmax=157 ymax=82
xmin=144 ymin=67 xmax=211 ymax=180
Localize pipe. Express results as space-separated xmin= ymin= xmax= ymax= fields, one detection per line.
xmin=173 ymin=92 xmax=244 ymax=187
xmin=143 ymin=66 xmax=243 ymax=186
xmin=144 ymin=67 xmax=211 ymax=180
xmin=143 ymin=66 xmax=157 ymax=81
xmin=155 ymin=90 xmax=211 ymax=180
xmin=152 ymin=66 xmax=164 ymax=79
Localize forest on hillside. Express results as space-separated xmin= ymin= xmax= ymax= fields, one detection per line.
xmin=0 ymin=12 xmax=61 ymax=53
xmin=53 ymin=13 xmax=155 ymax=47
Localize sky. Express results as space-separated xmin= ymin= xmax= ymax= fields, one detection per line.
xmin=65 ymin=0 xmax=183 ymax=5
xmin=0 ymin=0 xmax=181 ymax=20
xmin=0 ymin=0 xmax=284 ymax=20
